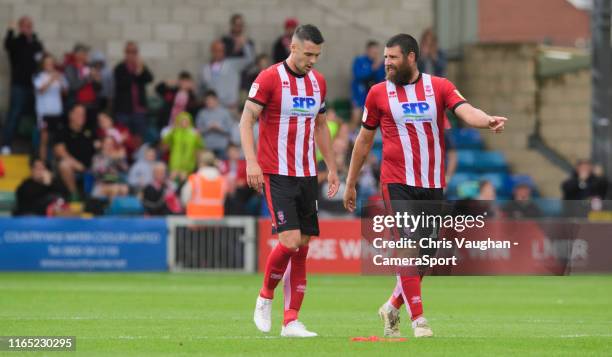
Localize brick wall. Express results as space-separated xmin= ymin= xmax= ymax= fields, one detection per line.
xmin=479 ymin=0 xmax=590 ymax=47
xmin=451 ymin=43 xmax=584 ymax=197
xmin=0 ymin=0 xmax=433 ymax=113
xmin=539 ymin=69 xmax=591 ymax=163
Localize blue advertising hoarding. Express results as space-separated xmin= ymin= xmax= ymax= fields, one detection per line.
xmin=0 ymin=218 xmax=167 ymax=271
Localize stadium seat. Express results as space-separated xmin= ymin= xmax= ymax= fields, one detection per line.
xmin=456 ymin=149 xmax=477 ymax=172
xmin=473 ymin=151 xmax=508 ymax=173
xmin=451 ymin=128 xmax=483 ymax=150
xmin=447 ymin=172 xmax=478 ymax=198
xmin=0 ymin=191 xmax=15 ymax=215
xmin=534 ymin=198 xmax=563 ymax=217
xmin=105 ymin=196 xmax=144 ymax=216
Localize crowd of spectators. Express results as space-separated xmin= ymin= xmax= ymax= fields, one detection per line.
xmin=3 ymin=15 xmax=609 ymax=219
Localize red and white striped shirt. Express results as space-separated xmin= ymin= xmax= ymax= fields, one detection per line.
xmin=248 ymin=62 xmax=327 ymax=177
xmin=362 ymin=73 xmax=466 ymax=188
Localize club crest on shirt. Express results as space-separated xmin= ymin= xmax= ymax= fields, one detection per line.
xmin=312 ymin=80 xmax=320 ymax=92
xmin=249 ymin=83 xmax=259 ymax=98
xmin=276 ymin=211 xmax=286 ymax=225
xmin=425 ymin=84 xmax=434 ymax=97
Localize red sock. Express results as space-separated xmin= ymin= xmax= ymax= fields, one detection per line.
xmin=388 ymin=278 xmax=405 ymax=308
xmin=399 ymin=275 xmax=423 ymax=320
xmin=283 ymin=244 xmax=309 ymax=326
xmin=260 ymin=243 xmax=296 ymax=299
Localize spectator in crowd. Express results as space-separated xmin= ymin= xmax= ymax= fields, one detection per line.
xmin=142 ymin=161 xmax=181 ymax=216
xmin=242 ymin=53 xmax=270 ymax=95
xmin=181 ymin=150 xmax=226 ymax=218
xmin=196 ymin=90 xmax=236 ymax=159
xmin=503 ymin=183 xmax=541 ymax=219
xmin=155 ymin=71 xmax=199 ymax=130
xmin=34 ymin=53 xmax=67 ymax=162
xmin=562 ymin=159 xmax=608 ymax=200
xmin=162 ymin=111 xmax=203 ymax=181
xmin=113 ymin=41 xmax=154 ymax=139
xmin=14 ymin=158 xmax=68 ymax=216
xmin=221 ymin=14 xmax=255 ymax=58
xmin=90 ymin=50 xmax=114 ymax=111
xmin=456 ymin=180 xmax=499 ymax=218
xmin=219 ymin=143 xmax=251 ymax=215
xmin=54 ymin=105 xmax=95 ymax=201
xmin=350 ymin=40 xmax=385 ymax=129
xmin=201 ymin=39 xmax=253 ymax=110
xmin=128 ymin=145 xmax=156 ymax=193
xmin=91 ymin=136 xmax=129 ymax=201
xmin=96 ymin=112 xmax=136 ymax=160
xmin=272 ymin=18 xmax=298 ymax=63
xmin=64 ymin=43 xmax=102 ymax=131
xmin=356 ymin=153 xmax=380 ymax=206
xmin=3 ymin=16 xmax=45 ymax=155
xmin=417 ymin=28 xmax=446 ymax=77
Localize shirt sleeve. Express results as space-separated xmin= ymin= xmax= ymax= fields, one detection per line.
xmin=441 ymin=78 xmax=467 ymax=113
xmin=33 ymin=74 xmax=45 ymax=90
xmin=361 ymin=85 xmax=381 ymax=130
xmin=318 ymin=75 xmax=327 ymax=114
xmin=247 ymin=69 xmax=274 ymax=108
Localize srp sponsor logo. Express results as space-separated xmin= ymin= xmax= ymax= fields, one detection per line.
xmin=401 ymin=101 xmax=432 ymax=122
xmin=290 ymin=96 xmax=318 ymax=116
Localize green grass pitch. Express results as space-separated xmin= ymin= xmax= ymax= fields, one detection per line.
xmin=1 ymin=273 xmax=611 ymax=356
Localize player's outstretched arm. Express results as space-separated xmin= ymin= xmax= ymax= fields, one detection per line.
xmin=314 ymin=113 xmax=339 ymax=198
xmin=239 ymin=100 xmax=265 ymax=192
xmin=343 ymin=128 xmax=376 ymax=212
xmin=455 ymin=103 xmax=507 ymax=134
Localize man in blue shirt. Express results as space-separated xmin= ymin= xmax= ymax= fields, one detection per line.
xmin=350 ymin=40 xmax=385 ymax=129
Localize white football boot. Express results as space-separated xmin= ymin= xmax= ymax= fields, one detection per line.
xmin=378 ymin=302 xmax=401 ymax=337
xmin=412 ymin=316 xmax=434 ymax=338
xmin=253 ymin=296 xmax=272 ymax=333
xmin=280 ymin=320 xmax=318 ymax=337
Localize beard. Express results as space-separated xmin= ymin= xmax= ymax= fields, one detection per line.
xmin=385 ymin=61 xmax=414 ymax=85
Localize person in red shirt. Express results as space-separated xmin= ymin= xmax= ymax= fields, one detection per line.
xmin=240 ymin=24 xmax=339 ymax=338
xmin=343 ymin=34 xmax=507 ymax=338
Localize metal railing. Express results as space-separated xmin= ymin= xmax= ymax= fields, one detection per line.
xmin=166 ymin=216 xmax=257 ymax=273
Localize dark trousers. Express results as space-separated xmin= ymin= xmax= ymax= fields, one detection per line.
xmin=3 ymin=84 xmax=33 ymax=147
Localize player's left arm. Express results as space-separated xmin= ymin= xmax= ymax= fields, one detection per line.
xmin=314 ymin=111 xmax=339 ymax=198
xmin=443 ymin=79 xmax=507 ymax=133
xmin=455 ymin=103 xmax=507 ymax=133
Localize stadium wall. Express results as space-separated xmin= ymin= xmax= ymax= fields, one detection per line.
xmin=539 ymin=68 xmax=591 ymax=164
xmin=0 ymin=0 xmax=434 ymax=113
xmin=451 ymin=43 xmax=569 ymax=198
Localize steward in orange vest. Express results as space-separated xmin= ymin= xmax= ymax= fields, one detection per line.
xmin=181 ymin=151 xmax=226 ymax=218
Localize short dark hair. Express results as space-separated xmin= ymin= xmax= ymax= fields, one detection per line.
xmin=293 ymin=24 xmax=324 ymax=45
xmin=178 ymin=71 xmax=192 ymax=80
xmin=230 ymin=13 xmax=242 ymax=24
xmin=386 ymin=33 xmax=419 ymax=60
xmin=366 ymin=40 xmax=379 ymax=49
xmin=203 ymin=89 xmax=218 ymax=98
